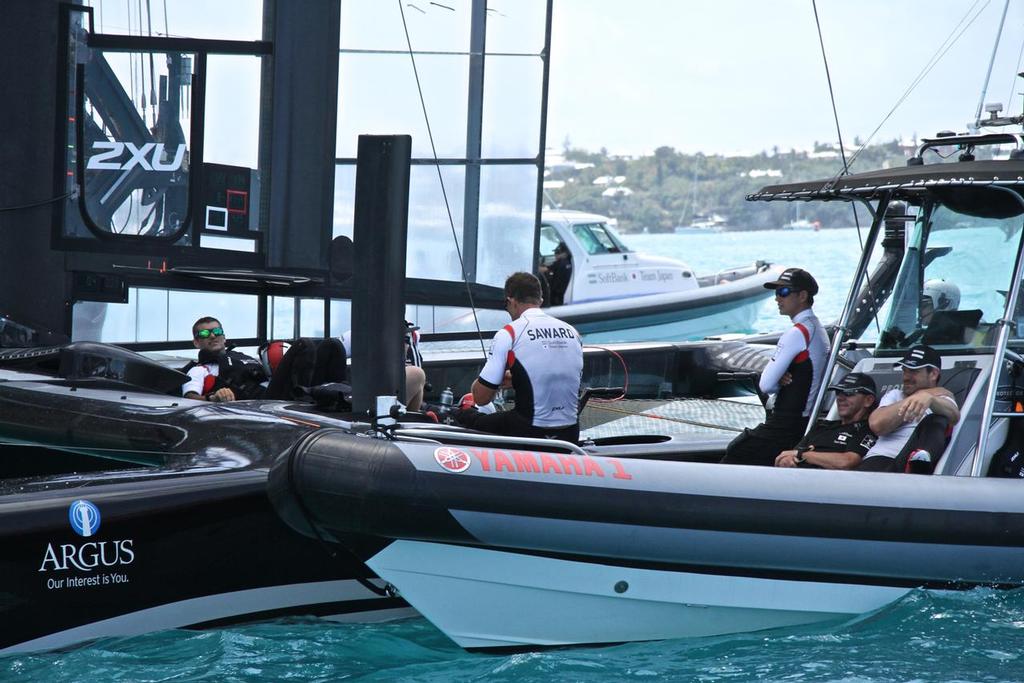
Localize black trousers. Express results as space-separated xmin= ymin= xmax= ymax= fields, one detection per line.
xmin=720 ymin=414 xmax=810 ymax=467
xmin=455 ymin=407 xmax=579 ymax=444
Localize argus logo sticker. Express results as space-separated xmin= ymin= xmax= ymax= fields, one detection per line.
xmin=68 ymin=499 xmax=101 ymax=537
xmin=434 ymin=446 xmax=472 ymax=473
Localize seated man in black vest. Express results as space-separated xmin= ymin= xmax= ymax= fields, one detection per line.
xmin=774 ymin=372 xmax=878 ymax=469
xmin=182 ymin=317 xmax=268 ymax=402
xmin=182 ymin=316 xmax=347 ymax=403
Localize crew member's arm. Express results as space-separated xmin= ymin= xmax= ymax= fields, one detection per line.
xmin=759 ymin=325 xmax=807 ymax=394
xmin=184 ymin=387 xmax=235 ymax=402
xmin=868 ymin=390 xmax=908 ymax=436
xmin=472 ymin=328 xmax=513 ymax=405
xmin=775 ymin=443 xmax=864 ymax=470
xmin=870 ymin=387 xmax=959 ymax=434
xmin=470 ymin=378 xmax=497 ymax=406
xmin=182 ymin=366 xmax=208 ymax=401
xmin=182 ymin=367 xmax=235 ymax=402
xmin=900 ymin=387 xmax=959 ymax=424
xmin=801 ymin=446 xmax=862 ymax=470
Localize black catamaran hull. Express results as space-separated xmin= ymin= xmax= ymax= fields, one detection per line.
xmin=0 ymin=375 xmax=408 ymax=654
xmin=270 ymin=429 xmax=1024 ymax=649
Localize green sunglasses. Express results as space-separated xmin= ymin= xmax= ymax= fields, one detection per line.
xmin=194 ymin=327 xmax=224 ymax=339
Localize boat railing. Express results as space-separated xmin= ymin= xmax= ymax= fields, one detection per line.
xmin=392 ymin=427 xmax=588 ymax=455
xmin=911 ymin=131 xmax=1024 ymax=163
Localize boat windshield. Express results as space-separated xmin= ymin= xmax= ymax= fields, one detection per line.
xmin=539 ymin=224 xmax=562 ymax=258
xmin=877 ymin=191 xmax=1024 ymax=354
xmin=571 ymin=222 xmax=633 ymax=255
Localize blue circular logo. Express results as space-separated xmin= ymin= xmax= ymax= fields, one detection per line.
xmin=68 ymin=499 xmax=101 ymax=537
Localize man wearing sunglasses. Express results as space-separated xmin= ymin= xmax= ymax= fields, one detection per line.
xmin=775 ymin=373 xmax=877 ymax=469
xmin=182 ymin=316 xmax=268 ymax=402
xmin=722 ymin=267 xmax=829 ymax=466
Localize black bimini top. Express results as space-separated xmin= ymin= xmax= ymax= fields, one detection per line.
xmin=748 ymin=159 xmax=1024 ymax=204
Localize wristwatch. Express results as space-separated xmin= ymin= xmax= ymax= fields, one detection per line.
xmin=794 ymin=447 xmax=808 ymax=465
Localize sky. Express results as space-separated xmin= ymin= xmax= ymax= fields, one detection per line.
xmin=547 ymin=0 xmax=1024 ymax=156
xmin=84 ymin=0 xmax=1024 ymax=160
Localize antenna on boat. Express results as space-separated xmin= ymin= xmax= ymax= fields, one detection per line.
xmin=971 ymin=0 xmax=1012 ymax=132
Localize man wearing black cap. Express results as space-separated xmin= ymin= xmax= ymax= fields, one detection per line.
xmin=775 ymin=372 xmax=878 ymax=469
xmin=722 ymin=267 xmax=830 ymax=466
xmin=859 ymin=344 xmax=960 ymax=472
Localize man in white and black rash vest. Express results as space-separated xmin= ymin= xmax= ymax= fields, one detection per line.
xmin=721 ymin=268 xmax=830 ymax=466
xmin=455 ymin=272 xmax=584 ymax=443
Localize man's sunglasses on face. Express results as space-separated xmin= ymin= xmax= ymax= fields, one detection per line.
xmin=194 ymin=327 xmax=224 ymax=339
xmin=835 ymin=388 xmax=869 ymax=397
xmin=775 ymin=286 xmax=801 ymax=298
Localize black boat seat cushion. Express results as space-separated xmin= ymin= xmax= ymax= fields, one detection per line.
xmin=922 ymin=309 xmax=983 ymax=346
xmin=264 ymin=338 xmax=348 ymax=400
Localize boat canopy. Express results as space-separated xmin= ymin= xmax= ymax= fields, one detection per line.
xmin=748 ymin=159 xmax=1024 ymax=203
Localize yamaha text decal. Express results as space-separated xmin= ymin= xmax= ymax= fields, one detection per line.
xmin=433 ymin=447 xmax=633 ymax=480
xmin=38 ymin=499 xmax=135 ymax=591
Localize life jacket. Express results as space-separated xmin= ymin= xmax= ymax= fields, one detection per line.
xmin=770 ymin=321 xmax=815 ymax=418
xmin=989 ymin=415 xmax=1024 ymax=478
xmin=182 ymin=348 xmax=269 ymax=400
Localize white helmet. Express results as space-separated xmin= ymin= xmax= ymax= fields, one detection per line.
xmin=922 ymin=279 xmax=960 ymax=312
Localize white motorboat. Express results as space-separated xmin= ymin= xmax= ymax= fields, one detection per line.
xmin=782 ymin=218 xmax=821 ymax=230
xmin=539 ymin=210 xmax=780 ymax=342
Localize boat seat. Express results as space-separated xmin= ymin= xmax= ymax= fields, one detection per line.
xmin=263 ymin=338 xmax=349 ymax=400
xmin=921 ymin=309 xmax=983 ymax=346
xmin=837 ymin=356 xmax=981 ymax=475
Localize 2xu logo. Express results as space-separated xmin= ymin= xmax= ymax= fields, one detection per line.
xmin=86 ymin=141 xmax=186 ymax=172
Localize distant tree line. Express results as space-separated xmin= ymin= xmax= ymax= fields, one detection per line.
xmin=547 ymin=140 xmax=916 ymax=233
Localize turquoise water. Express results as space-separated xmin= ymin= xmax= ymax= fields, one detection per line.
xmin=628 ymin=227 xmax=874 ymax=336
xmin=6 ymin=588 xmax=1024 ymax=681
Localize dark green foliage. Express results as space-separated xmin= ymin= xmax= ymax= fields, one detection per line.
xmin=549 ymin=142 xmax=914 ymax=233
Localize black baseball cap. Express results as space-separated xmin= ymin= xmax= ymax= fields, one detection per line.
xmin=895 ymin=344 xmax=941 ymax=370
xmin=763 ymin=267 xmax=819 ymax=296
xmin=827 ymin=372 xmax=877 ymax=396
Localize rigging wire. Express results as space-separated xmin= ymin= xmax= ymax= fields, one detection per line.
xmin=844 ymin=0 xmax=989 ymax=171
xmin=137 ymin=0 xmax=146 ymax=115
xmin=1003 ymin=35 xmax=1024 ymax=117
xmin=0 ymin=193 xmax=75 ymax=213
xmin=397 ymin=0 xmax=489 ymax=360
xmin=146 ymin=0 xmax=157 ymax=129
xmin=810 ymin=0 xmax=880 ymax=334
xmin=126 ymin=0 xmax=136 ymax=109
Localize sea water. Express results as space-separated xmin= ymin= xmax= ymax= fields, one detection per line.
xmin=628 ymin=227 xmax=878 ymax=336
xmin=8 ymin=228 xmax=1019 ymax=682
xmin=5 ymin=589 xmax=1024 ymax=681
